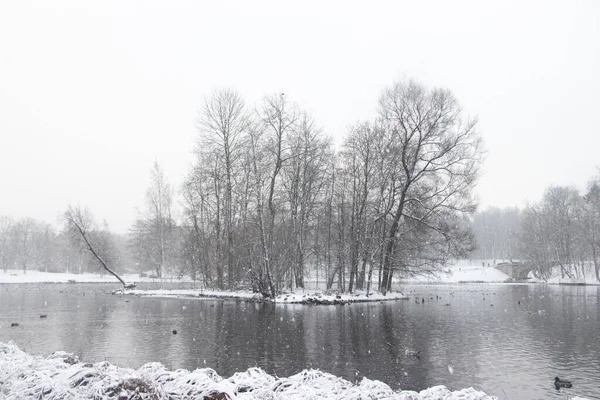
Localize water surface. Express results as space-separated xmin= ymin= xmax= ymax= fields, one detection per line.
xmin=1 ymin=283 xmax=598 ymax=399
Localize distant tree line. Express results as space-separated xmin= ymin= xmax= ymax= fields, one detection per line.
xmin=469 ymin=172 xmax=600 ymax=281
xmin=520 ymin=174 xmax=600 ymax=281
xmin=470 ymin=207 xmax=522 ymax=262
xmin=1 ymin=79 xmax=484 ymax=295
xmin=0 ymin=215 xmax=129 ymax=276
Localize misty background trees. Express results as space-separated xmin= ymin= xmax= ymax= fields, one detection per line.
xmin=18 ymin=78 xmax=600 ymax=291
xmin=519 ymin=179 xmax=600 ymax=281
xmin=129 ymin=161 xmax=176 ymax=279
xmin=469 ymin=172 xmax=600 ymax=282
xmin=470 ymin=207 xmax=522 ymax=262
xmin=1 ymin=78 xmax=487 ymax=293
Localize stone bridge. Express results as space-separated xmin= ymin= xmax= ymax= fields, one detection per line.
xmin=495 ymin=262 xmax=533 ymax=280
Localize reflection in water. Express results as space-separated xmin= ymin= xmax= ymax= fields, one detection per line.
xmin=0 ymin=283 xmax=599 ymax=400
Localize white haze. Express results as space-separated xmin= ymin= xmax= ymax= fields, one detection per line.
xmin=1 ymin=0 xmax=599 ymax=233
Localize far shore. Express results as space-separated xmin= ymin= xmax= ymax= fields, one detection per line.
xmin=2 ymin=262 xmax=599 ymax=289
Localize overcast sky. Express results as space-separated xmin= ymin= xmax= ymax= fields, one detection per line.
xmin=1 ymin=0 xmax=599 ymax=233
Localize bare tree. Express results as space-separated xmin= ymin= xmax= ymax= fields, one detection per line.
xmin=520 ymin=203 xmax=553 ymax=279
xmin=520 ymin=186 xmax=586 ymax=280
xmin=146 ymin=161 xmax=174 ymax=278
xmin=0 ymin=216 xmax=14 ymax=273
xmin=342 ymin=122 xmax=379 ymax=292
xmin=377 ymin=79 xmax=483 ymax=294
xmin=318 ymin=158 xmax=338 ymax=290
xmin=173 ymin=81 xmax=482 ymax=295
xmin=470 ymin=207 xmax=522 ymax=263
xmin=583 ymin=178 xmax=600 ymax=281
xmin=244 ymin=94 xmax=299 ymax=296
xmin=34 ymin=223 xmax=58 ymax=273
xmin=282 ymin=113 xmax=331 ymax=290
xmin=247 ymin=125 xmax=276 ymax=296
xmin=13 ymin=217 xmax=36 ymax=274
xmin=65 ymin=206 xmax=132 ymax=288
xmin=57 ymin=220 xmax=84 ymax=274
xmin=543 ymin=186 xmax=582 ymax=279
xmin=180 ymin=176 xmax=207 ymax=284
xmin=197 ymin=89 xmax=249 ymax=289
xmin=185 ymin=150 xmax=227 ymax=287
xmin=129 ymin=161 xmax=176 ymax=280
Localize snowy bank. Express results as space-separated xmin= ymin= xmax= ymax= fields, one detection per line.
xmin=405 ymin=260 xmax=600 ymax=286
xmin=0 ymin=342 xmax=500 ymax=400
xmin=0 ymin=269 xmax=188 ymax=285
xmin=400 ymin=264 xmax=511 ymax=284
xmin=529 ymin=264 xmax=600 ymax=286
xmin=117 ymin=288 xmax=408 ymax=304
xmin=275 ymin=290 xmax=408 ymax=304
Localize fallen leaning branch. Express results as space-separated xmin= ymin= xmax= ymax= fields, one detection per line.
xmin=65 ymin=206 xmax=135 ymax=290
xmin=0 ymin=342 xmax=501 ymax=400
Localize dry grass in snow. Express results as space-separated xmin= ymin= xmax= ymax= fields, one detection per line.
xmin=0 ymin=342 xmax=502 ymax=400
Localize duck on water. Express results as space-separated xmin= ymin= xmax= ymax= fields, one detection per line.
xmin=554 ymin=377 xmax=572 ymax=390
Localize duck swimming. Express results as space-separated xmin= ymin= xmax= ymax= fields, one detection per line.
xmin=554 ymin=377 xmax=572 ymax=389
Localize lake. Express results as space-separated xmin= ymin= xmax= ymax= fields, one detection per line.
xmin=0 ymin=283 xmax=598 ymax=399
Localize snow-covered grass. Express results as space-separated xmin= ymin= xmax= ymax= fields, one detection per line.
xmin=400 ymin=264 xmax=511 ymax=284
xmin=0 ymin=269 xmax=189 ymax=285
xmin=0 ymin=341 xmax=502 ymax=400
xmin=3 ymin=261 xmax=599 ymax=290
xmin=118 ymin=288 xmax=408 ymax=304
xmin=399 ymin=261 xmax=600 ymax=286
xmin=121 ymin=288 xmax=261 ymax=300
xmin=530 ymin=264 xmax=600 ymax=285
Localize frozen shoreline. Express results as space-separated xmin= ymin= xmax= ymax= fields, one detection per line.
xmin=0 ymin=342 xmax=503 ymax=400
xmin=399 ymin=265 xmax=511 ymax=284
xmin=116 ymin=288 xmax=410 ymax=304
xmin=400 ymin=261 xmax=600 ymax=286
xmin=2 ymin=263 xmax=599 ymax=289
xmin=0 ymin=270 xmax=180 ymax=285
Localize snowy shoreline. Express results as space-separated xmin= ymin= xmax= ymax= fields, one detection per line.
xmin=0 ymin=270 xmax=190 ymax=285
xmin=115 ymin=288 xmax=410 ymax=304
xmin=0 ymin=342 xmax=502 ymax=400
xmin=2 ymin=264 xmax=599 ymax=289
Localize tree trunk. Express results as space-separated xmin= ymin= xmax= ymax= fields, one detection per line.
xmin=592 ymin=242 xmax=600 ymax=282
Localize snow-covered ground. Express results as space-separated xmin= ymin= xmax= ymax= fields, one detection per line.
xmin=400 ymin=262 xmax=511 ymax=284
xmin=0 ymin=270 xmax=408 ymax=303
xmin=120 ymin=288 xmax=260 ymax=300
xmin=0 ymin=269 xmax=188 ymax=285
xmin=531 ymin=264 xmax=600 ymax=285
xmin=0 ymin=341 xmax=506 ymax=400
xmin=2 ymin=261 xmax=599 ymax=288
xmin=401 ymin=260 xmax=600 ymax=285
xmin=119 ymin=288 xmax=408 ymax=304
